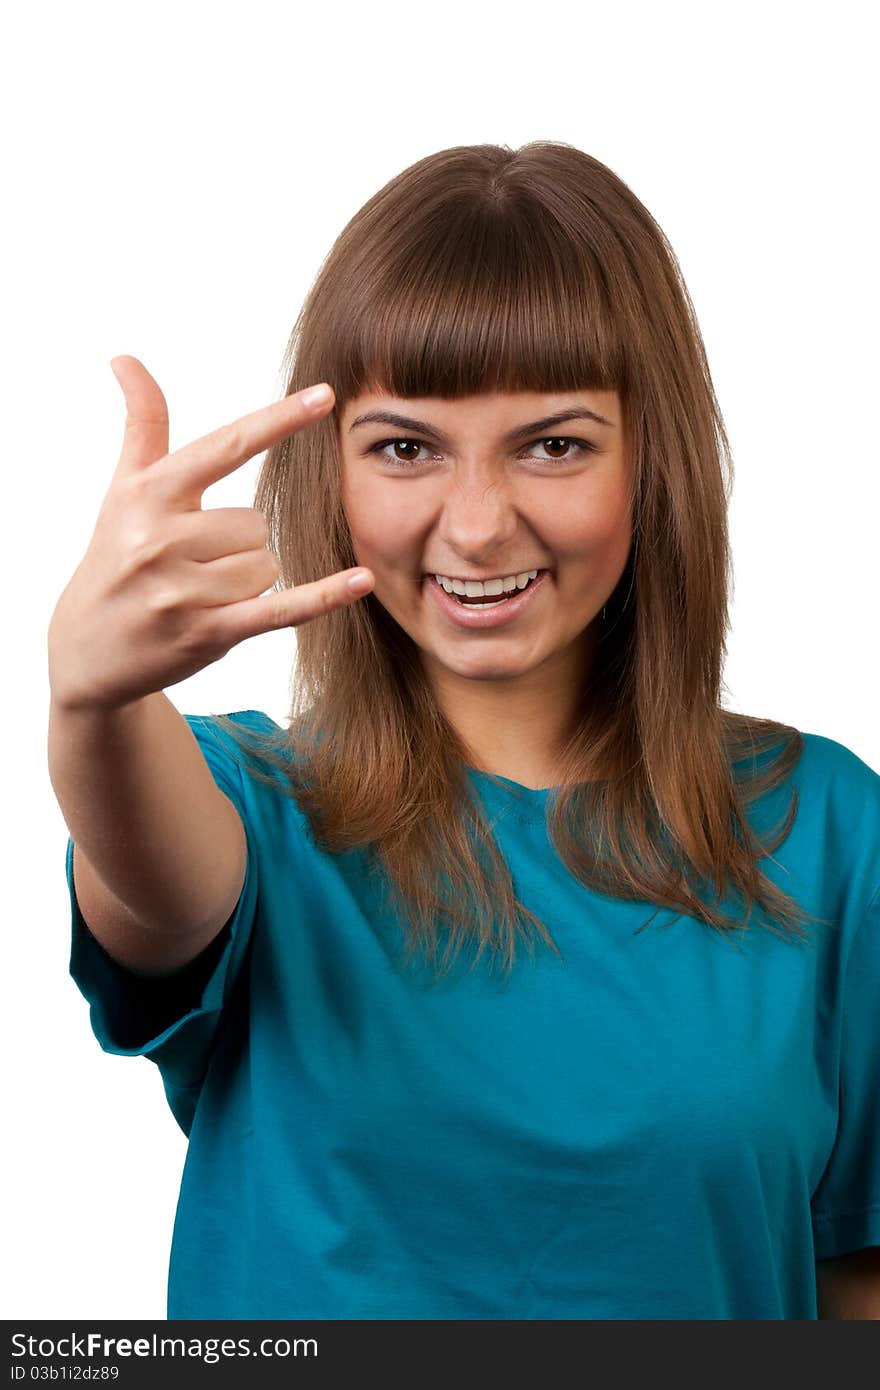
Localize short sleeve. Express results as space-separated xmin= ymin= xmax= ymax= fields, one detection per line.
xmin=811 ymin=882 xmax=880 ymax=1258
xmin=67 ymin=710 xmax=265 ymax=1136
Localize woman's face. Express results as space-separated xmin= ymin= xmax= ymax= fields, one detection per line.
xmin=338 ymin=386 xmax=632 ymax=698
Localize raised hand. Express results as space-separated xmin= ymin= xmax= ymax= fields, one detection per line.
xmin=47 ymin=354 xmax=372 ymax=712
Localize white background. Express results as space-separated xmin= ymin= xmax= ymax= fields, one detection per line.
xmin=3 ymin=0 xmax=877 ymax=1320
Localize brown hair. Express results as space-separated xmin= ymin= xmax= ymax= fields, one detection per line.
xmin=210 ymin=140 xmax=830 ymax=979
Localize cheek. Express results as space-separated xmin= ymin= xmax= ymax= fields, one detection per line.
xmin=341 ymin=471 xmax=380 ymax=545
xmin=549 ymin=488 xmax=632 ymax=563
xmin=342 ymin=478 xmax=423 ymax=564
xmin=591 ymin=506 xmax=632 ymax=558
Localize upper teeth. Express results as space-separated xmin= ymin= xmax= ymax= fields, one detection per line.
xmin=434 ymin=570 xmax=539 ymax=596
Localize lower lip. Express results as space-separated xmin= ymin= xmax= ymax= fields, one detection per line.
xmin=424 ymin=571 xmax=550 ymax=629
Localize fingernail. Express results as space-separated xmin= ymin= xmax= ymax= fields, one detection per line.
xmin=300 ymin=383 xmax=333 ymax=409
xmin=347 ymin=570 xmax=372 ymax=595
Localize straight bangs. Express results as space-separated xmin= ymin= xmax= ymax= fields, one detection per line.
xmin=309 ymin=192 xmax=628 ymax=407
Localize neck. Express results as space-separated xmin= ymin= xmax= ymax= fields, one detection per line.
xmin=422 ymin=626 xmax=597 ymax=788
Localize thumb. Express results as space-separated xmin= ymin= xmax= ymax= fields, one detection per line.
xmin=110 ymin=354 xmax=170 ymax=475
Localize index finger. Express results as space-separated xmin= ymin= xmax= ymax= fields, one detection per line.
xmin=155 ymin=382 xmax=335 ymax=505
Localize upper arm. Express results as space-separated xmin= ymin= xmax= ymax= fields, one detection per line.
xmin=72 ymin=795 xmax=247 ymax=978
xmin=816 ymin=1248 xmax=880 ymax=1319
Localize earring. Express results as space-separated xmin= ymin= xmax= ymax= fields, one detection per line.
xmin=602 ymin=605 xmax=607 ymax=621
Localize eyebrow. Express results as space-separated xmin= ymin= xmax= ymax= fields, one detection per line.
xmin=348 ymin=405 xmax=615 ymax=446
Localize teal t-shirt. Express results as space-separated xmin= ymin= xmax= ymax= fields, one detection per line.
xmin=66 ymin=710 xmax=880 ymax=1319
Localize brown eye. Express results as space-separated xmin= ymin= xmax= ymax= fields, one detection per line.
xmin=526 ymin=436 xmax=598 ymax=464
xmin=367 ymin=438 xmax=431 ymax=468
xmin=391 ymin=440 xmax=423 ymax=461
xmin=542 ymin=437 xmax=571 ymax=458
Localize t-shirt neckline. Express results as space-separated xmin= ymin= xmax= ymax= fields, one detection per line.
xmin=464 ymin=765 xmax=555 ymax=818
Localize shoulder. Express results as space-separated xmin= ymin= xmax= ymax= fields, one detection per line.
xmin=186 ymin=708 xmax=283 ymax=738
xmin=736 ymin=727 xmax=879 ymax=926
xmin=794 ymin=730 xmax=880 ymax=819
xmin=797 ymin=729 xmax=879 ymax=780
xmin=184 ymin=708 xmax=286 ymax=762
xmin=791 ymin=730 xmax=880 ymax=924
xmin=183 ymin=708 xmax=295 ymax=804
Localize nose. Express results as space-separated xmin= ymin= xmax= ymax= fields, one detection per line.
xmin=435 ymin=474 xmax=520 ymax=563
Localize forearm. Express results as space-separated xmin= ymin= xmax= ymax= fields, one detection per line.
xmin=48 ymin=690 xmax=244 ymax=940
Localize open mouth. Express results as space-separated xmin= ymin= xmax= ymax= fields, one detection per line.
xmin=423 ymin=569 xmax=550 ymax=628
xmin=427 ymin=570 xmax=546 ymax=606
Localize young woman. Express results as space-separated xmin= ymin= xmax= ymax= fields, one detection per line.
xmin=48 ymin=141 xmax=880 ymax=1320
